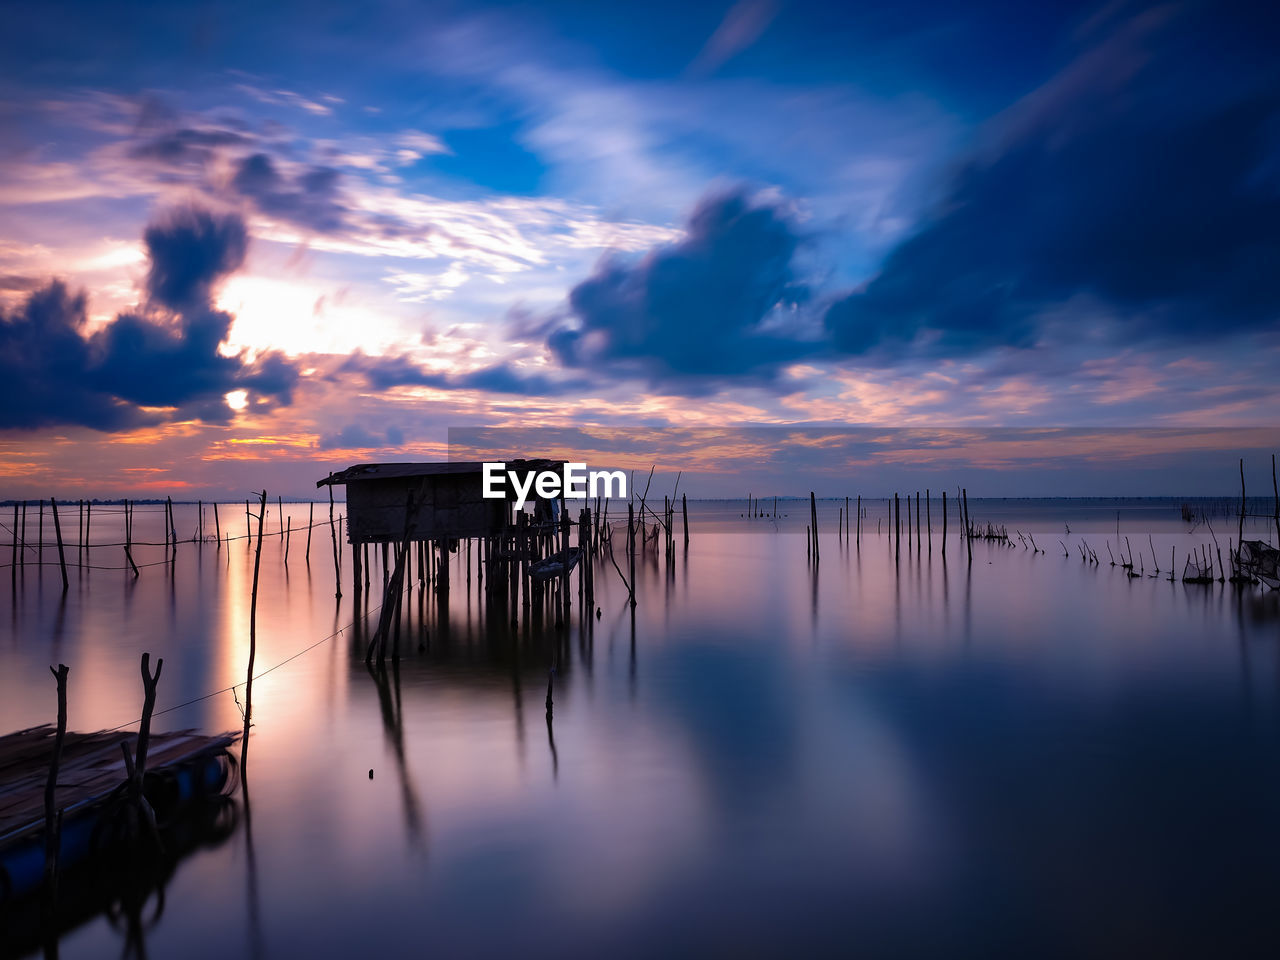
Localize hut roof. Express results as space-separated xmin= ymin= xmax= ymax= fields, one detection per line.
xmin=316 ymin=459 xmax=562 ymax=488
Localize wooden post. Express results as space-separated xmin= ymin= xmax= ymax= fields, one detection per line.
xmin=135 ymin=652 xmax=163 ymax=778
xmin=351 ymin=538 xmax=362 ymax=599
xmin=198 ymin=500 xmax=203 ymax=541
xmin=76 ymin=499 xmax=82 ymax=568
xmin=306 ymin=502 xmax=314 ymax=563
xmin=328 ymin=479 xmax=342 ymax=599
xmin=583 ymin=507 xmax=594 ymax=607
xmin=19 ymin=501 xmax=26 ymax=569
xmin=682 ymin=493 xmax=689 ymax=547
xmin=962 ymin=487 xmax=972 ymax=561
xmin=1273 ymin=453 xmax=1279 ymax=544
xmin=38 ymin=499 xmax=44 ymax=566
xmin=285 ymin=517 xmax=292 ymax=565
xmin=245 ymin=499 xmax=250 ymax=543
xmin=856 ymin=494 xmax=861 ymax=545
xmin=50 ymin=498 xmax=68 ymax=591
xmin=214 ymin=501 xmax=221 ymax=546
xmin=810 ymin=492 xmax=819 ymax=563
xmin=10 ymin=502 xmax=16 ymax=572
xmin=245 ymin=491 xmax=266 ymax=746
xmin=123 ymin=503 xmax=139 ymax=577
xmin=166 ymin=496 xmax=174 ymax=558
xmin=916 ymin=491 xmax=921 ymax=545
xmin=559 ymin=497 xmax=569 ymax=627
xmin=627 ymin=503 xmax=636 ymax=608
xmin=926 ymin=489 xmax=932 ymax=551
xmin=1239 ymin=458 xmax=1246 ymax=553
xmin=941 ymin=491 xmax=948 ymax=557
xmin=43 ymin=663 xmax=69 ymax=900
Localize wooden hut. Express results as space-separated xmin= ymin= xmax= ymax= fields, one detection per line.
xmin=316 ymin=460 xmax=562 ymax=544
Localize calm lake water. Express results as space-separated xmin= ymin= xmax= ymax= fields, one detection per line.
xmin=3 ymin=497 xmax=1280 ymax=958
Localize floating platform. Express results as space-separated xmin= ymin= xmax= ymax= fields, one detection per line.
xmin=0 ymin=725 xmax=237 ymax=902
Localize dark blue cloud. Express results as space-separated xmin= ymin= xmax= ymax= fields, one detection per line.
xmin=0 ymin=282 xmax=150 ymax=431
xmin=824 ymin=4 xmax=1280 ymax=360
xmin=232 ymin=153 xmax=348 ymax=233
xmin=0 ymin=208 xmax=299 ymax=430
xmin=337 ymin=352 xmax=587 ymax=397
xmin=144 ymin=206 xmax=247 ymax=309
xmin=548 ymin=189 xmax=811 ymax=385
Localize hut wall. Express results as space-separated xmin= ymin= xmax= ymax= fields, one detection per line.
xmin=345 ymin=474 xmax=508 ymax=543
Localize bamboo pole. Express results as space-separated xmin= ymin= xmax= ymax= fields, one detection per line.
xmin=962 ymin=487 xmax=972 ymax=562
xmin=38 ymin=500 xmax=44 ymax=566
xmin=856 ymin=494 xmax=861 ymax=545
xmin=50 ymin=498 xmax=68 ymax=591
xmin=306 ymin=502 xmax=314 ymax=563
xmin=214 ymin=501 xmax=221 ymax=546
xmin=926 ymin=489 xmax=931 ymax=551
xmin=682 ymin=493 xmax=689 ymax=547
xmin=285 ymin=517 xmax=291 ymax=565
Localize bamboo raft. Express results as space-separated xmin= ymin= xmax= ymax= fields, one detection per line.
xmin=0 ymin=725 xmax=237 ymax=901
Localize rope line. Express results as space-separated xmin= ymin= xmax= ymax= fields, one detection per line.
xmin=0 ymin=514 xmax=345 ymax=563
xmin=101 ymin=603 xmax=384 ymax=734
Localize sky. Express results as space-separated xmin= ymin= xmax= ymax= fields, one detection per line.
xmin=0 ymin=0 xmax=1278 ymax=498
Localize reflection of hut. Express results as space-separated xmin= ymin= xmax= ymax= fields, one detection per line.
xmin=316 ymin=460 xmax=562 ymax=544
xmin=319 ymin=460 xmax=580 ymax=665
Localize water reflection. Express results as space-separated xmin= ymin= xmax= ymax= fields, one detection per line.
xmin=2 ymin=501 xmax=1280 ymax=957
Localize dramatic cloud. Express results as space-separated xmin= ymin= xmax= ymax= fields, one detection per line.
xmin=144 ymin=206 xmax=248 ymax=308
xmin=231 ymin=153 xmax=348 ymax=234
xmin=0 ymin=282 xmax=146 ymax=430
xmin=0 ymin=208 xmax=299 ymax=430
xmin=824 ymin=6 xmax=1280 ymax=360
xmin=547 ymin=189 xmax=811 ymax=387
